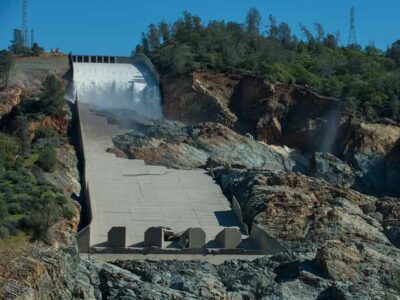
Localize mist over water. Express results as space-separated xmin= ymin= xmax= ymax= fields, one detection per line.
xmin=72 ymin=63 xmax=162 ymax=118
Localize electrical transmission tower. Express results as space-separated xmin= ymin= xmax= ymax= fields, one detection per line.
xmin=22 ymin=0 xmax=29 ymax=47
xmin=348 ymin=6 xmax=357 ymax=45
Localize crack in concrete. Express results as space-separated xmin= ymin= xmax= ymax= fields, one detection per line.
xmin=122 ymin=172 xmax=168 ymax=177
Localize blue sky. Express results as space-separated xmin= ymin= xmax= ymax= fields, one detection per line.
xmin=0 ymin=0 xmax=399 ymax=55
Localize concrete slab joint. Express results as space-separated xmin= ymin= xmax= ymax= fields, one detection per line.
xmin=178 ymin=228 xmax=206 ymax=249
xmin=108 ymin=227 xmax=126 ymax=248
xmin=215 ymin=228 xmax=242 ymax=249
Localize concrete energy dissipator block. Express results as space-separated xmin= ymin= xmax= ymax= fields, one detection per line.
xmin=250 ymin=224 xmax=287 ymax=254
xmin=144 ymin=227 xmax=165 ymax=248
xmin=215 ymin=228 xmax=242 ymax=249
xmin=108 ymin=227 xmax=126 ymax=248
xmin=178 ymin=228 xmax=206 ymax=249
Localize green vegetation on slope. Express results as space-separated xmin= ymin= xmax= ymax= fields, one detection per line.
xmin=135 ymin=9 xmax=400 ymax=121
xmin=0 ymin=76 xmax=72 ymax=241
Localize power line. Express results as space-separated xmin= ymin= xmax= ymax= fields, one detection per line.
xmin=348 ymin=6 xmax=357 ymax=45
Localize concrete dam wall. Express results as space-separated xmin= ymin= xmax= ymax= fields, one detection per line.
xmin=73 ymin=55 xmax=269 ymax=257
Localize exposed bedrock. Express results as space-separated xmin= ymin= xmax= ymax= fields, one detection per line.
xmin=215 ymin=169 xmax=386 ymax=248
xmin=305 ymin=121 xmax=400 ymax=197
xmin=162 ymin=72 xmax=341 ymax=152
xmin=213 ymin=168 xmax=400 ymax=297
xmin=162 ymin=71 xmax=239 ymax=128
xmin=112 ymin=120 xmax=306 ymax=172
xmin=335 ymin=119 xmax=400 ymax=196
xmin=309 ymin=152 xmax=356 ymax=188
xmin=4 ymin=237 xmax=399 ymax=299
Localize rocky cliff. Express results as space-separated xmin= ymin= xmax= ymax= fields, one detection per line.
xmin=163 ymin=72 xmax=341 ymax=152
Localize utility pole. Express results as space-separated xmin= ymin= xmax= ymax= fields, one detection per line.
xmin=22 ymin=0 xmax=29 ymax=47
xmin=348 ymin=6 xmax=357 ymax=46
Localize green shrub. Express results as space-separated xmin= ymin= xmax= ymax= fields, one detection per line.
xmin=18 ymin=214 xmax=47 ymax=240
xmin=0 ymin=131 xmax=68 ymax=241
xmin=0 ymin=134 xmax=18 ymax=169
xmin=37 ymin=76 xmax=66 ymax=117
xmin=36 ymin=146 xmax=57 ymax=173
xmin=62 ymin=203 xmax=75 ymax=220
xmin=34 ymin=126 xmax=57 ymax=139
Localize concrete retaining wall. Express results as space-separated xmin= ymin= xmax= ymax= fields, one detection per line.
xmin=75 ymin=100 xmax=93 ymax=253
xmin=132 ymin=54 xmax=160 ymax=83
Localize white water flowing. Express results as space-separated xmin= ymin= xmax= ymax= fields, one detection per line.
xmin=72 ymin=63 xmax=162 ymax=118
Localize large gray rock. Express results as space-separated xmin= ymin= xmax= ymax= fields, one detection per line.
xmin=309 ymin=152 xmax=355 ymax=188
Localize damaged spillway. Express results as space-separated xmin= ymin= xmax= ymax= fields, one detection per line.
xmin=73 ymin=55 xmax=263 ymax=258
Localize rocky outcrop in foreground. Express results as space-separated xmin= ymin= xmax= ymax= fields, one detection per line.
xmin=2 ymin=234 xmax=399 ymax=299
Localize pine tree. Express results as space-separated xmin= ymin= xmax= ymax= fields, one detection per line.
xmin=158 ymin=21 xmax=170 ymax=43
xmin=246 ymin=8 xmax=261 ymax=36
xmin=147 ymin=24 xmax=160 ymax=51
